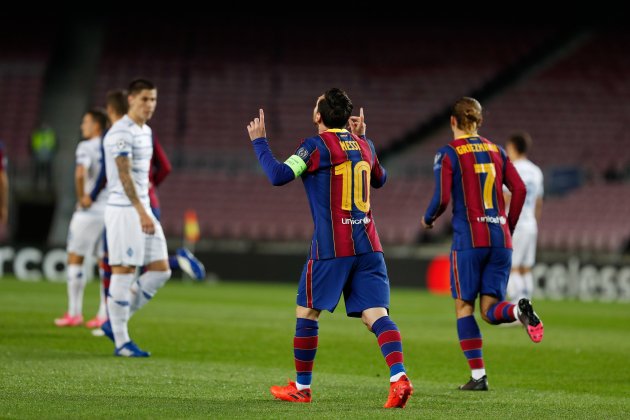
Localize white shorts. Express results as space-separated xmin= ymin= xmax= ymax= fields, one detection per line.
xmin=104 ymin=205 xmax=168 ymax=267
xmin=67 ymin=210 xmax=105 ymax=258
xmin=511 ymin=227 xmax=537 ymax=268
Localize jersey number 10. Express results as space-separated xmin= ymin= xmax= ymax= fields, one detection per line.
xmin=474 ymin=163 xmax=496 ymax=209
xmin=334 ymin=161 xmax=371 ymax=213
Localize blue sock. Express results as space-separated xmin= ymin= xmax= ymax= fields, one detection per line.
xmin=294 ymin=318 xmax=318 ymax=386
xmin=457 ymin=315 xmax=484 ymax=371
xmin=169 ymin=255 xmax=180 ymax=270
xmin=486 ymin=302 xmax=516 ymax=324
xmin=371 ymin=316 xmax=406 ymax=378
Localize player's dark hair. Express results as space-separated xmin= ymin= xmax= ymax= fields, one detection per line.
xmin=128 ymin=78 xmax=156 ymax=95
xmin=317 ymin=88 xmax=353 ymax=129
xmin=452 ymin=97 xmax=483 ymax=133
xmin=85 ymin=108 xmax=109 ymax=132
xmin=106 ymin=89 xmax=128 ymax=117
xmin=507 ymin=131 xmax=532 ymax=155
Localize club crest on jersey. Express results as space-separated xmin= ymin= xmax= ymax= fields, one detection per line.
xmin=296 ymin=147 xmax=310 ymax=160
xmin=433 ymin=152 xmax=442 ymax=170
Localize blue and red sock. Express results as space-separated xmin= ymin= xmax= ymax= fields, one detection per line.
xmin=372 ymin=316 xmax=406 ymax=380
xmin=294 ymin=318 xmax=318 ymax=388
xmin=486 ymin=301 xmax=517 ymax=324
xmin=457 ymin=315 xmax=484 ymax=373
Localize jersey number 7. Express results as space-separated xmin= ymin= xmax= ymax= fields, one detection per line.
xmin=474 ymin=163 xmax=496 ymax=209
xmin=334 ymin=161 xmax=371 ymax=212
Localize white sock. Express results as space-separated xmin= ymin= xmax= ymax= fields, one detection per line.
xmin=129 ymin=270 xmax=171 ymax=317
xmin=507 ymin=272 xmax=524 ymax=303
xmin=523 ymin=271 xmax=534 ymax=299
xmin=472 ymin=368 xmax=486 ymax=380
xmin=66 ymin=264 xmax=86 ymax=317
xmin=107 ymin=273 xmax=135 ymax=348
xmin=513 ymin=304 xmax=519 ymax=320
xmin=296 ymin=382 xmax=311 ymax=391
xmin=96 ymin=280 xmax=108 ymax=319
xmin=390 ymin=372 xmax=406 ymax=382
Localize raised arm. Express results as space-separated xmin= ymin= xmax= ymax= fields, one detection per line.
xmin=349 ymin=108 xmax=387 ymax=188
xmin=247 ymin=109 xmax=304 ymax=186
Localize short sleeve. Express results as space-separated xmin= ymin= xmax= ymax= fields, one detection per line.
xmin=108 ymin=130 xmax=133 ymax=158
xmin=75 ymin=142 xmax=92 ymax=168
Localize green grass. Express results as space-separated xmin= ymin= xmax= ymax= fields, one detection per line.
xmin=1 ymin=278 xmax=629 ymax=419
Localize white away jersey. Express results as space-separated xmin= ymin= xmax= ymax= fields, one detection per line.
xmin=511 ymin=159 xmax=543 ymax=231
xmin=75 ymin=136 xmax=107 ymax=212
xmin=103 ymin=115 xmax=153 ymax=207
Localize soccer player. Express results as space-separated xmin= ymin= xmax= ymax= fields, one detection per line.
xmin=504 ymin=132 xmax=543 ymax=303
xmin=247 ymin=88 xmax=413 ymax=408
xmin=55 ymin=109 xmax=109 ymax=328
xmin=102 ymin=79 xmax=171 ymax=357
xmin=421 ymin=97 xmax=544 ymax=391
xmin=97 ymin=90 xmax=205 ymax=284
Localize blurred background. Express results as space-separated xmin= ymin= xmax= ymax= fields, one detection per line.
xmin=1 ymin=17 xmax=628 ymax=300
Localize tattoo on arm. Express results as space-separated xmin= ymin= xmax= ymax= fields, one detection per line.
xmin=115 ymin=155 xmax=140 ymax=206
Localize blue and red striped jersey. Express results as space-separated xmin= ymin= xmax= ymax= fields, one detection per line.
xmin=297 ymin=129 xmax=386 ymax=259
xmin=423 ymin=135 xmax=526 ymax=250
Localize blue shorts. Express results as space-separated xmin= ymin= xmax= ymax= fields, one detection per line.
xmin=297 ymin=252 xmax=390 ymax=317
xmin=450 ymin=248 xmax=512 ymax=302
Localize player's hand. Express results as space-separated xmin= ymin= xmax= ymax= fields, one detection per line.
xmin=79 ymin=195 xmax=93 ymax=209
xmin=348 ymin=107 xmax=366 ymax=136
xmin=247 ymin=109 xmax=267 ymax=141
xmin=139 ymin=210 xmax=156 ymax=235
xmin=421 ymin=218 xmax=434 ymax=229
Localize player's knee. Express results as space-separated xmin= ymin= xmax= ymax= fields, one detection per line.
xmin=480 ymin=311 xmax=493 ymax=324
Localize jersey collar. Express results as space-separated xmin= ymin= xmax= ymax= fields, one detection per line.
xmin=326 ymin=129 xmax=349 ymax=133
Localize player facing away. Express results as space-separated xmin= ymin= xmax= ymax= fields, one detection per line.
xmin=247 ymin=89 xmax=413 ymax=408
xmin=504 ymin=132 xmax=543 ymax=303
xmin=102 ymin=79 xmax=171 ymax=357
xmin=55 ymin=109 xmax=110 ymax=328
xmin=421 ymin=98 xmax=544 ymax=391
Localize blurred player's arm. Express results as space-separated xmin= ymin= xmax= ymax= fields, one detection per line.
xmin=247 ymin=109 xmax=305 ymax=186
xmin=503 ymin=159 xmax=526 ymax=234
xmin=116 ymin=155 xmax=155 ymax=234
xmin=151 ymin=135 xmax=172 ymax=187
xmin=422 ymin=150 xmax=453 ymax=229
xmin=0 ymin=162 xmax=7 ymax=225
xmin=75 ymin=145 xmax=92 ymax=209
xmin=88 ymin=145 xmax=107 ymax=204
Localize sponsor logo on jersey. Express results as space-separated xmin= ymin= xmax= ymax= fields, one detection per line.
xmin=341 ymin=217 xmax=371 ymax=225
xmin=477 ymin=215 xmax=506 ymax=225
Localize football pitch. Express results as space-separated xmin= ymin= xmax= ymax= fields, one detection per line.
xmin=1 ymin=278 xmax=629 ymax=419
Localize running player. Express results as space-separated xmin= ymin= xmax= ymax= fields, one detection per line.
xmin=247 ymin=88 xmax=413 ymax=408
xmin=421 ymin=97 xmax=544 ymax=391
xmin=102 ymin=79 xmax=171 ymax=357
xmin=504 ymin=132 xmax=543 ymax=303
xmin=55 ymin=109 xmax=109 ymax=328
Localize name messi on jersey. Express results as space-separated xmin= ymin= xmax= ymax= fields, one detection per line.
xmin=340 ymin=140 xmax=361 ymax=151
xmin=455 ymin=143 xmax=498 ymax=155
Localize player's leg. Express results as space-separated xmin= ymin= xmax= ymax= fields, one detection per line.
xmin=507 ymin=229 xmax=526 ymax=303
xmin=55 ymin=252 xmax=86 ymax=326
xmin=344 ymin=252 xmax=412 ymax=408
xmin=480 ymin=248 xmax=544 ymax=342
xmin=520 ymin=230 xmax=538 ymax=299
xmin=270 ymin=258 xmax=348 ymax=403
xmin=129 ymin=216 xmax=171 ymax=317
xmin=104 ymin=206 xmax=149 ymax=357
xmin=87 ymin=231 xmax=108 ymax=329
xmin=56 ymin=212 xmax=89 ymax=326
xmin=451 ymin=249 xmax=488 ymax=390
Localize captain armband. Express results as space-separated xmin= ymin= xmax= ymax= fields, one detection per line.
xmin=284 ymin=155 xmax=308 ymax=178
